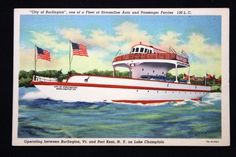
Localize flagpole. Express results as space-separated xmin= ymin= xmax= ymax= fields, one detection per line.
xmin=33 ymin=45 xmax=37 ymax=81
xmin=70 ymin=43 xmax=74 ymax=71
xmin=69 ymin=41 xmax=71 ymax=72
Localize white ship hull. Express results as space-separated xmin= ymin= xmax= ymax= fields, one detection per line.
xmin=32 ymin=75 xmax=211 ymax=104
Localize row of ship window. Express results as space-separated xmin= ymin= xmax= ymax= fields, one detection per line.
xmin=131 ymin=47 xmax=153 ymax=53
xmin=135 ymin=90 xmax=205 ymax=94
xmin=141 ymin=68 xmax=165 ymax=74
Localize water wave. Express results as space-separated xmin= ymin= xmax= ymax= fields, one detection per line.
xmin=171 ymin=93 xmax=221 ymax=107
xmin=18 ymin=88 xmax=221 ymax=138
xmin=21 ymin=91 xmax=48 ymax=100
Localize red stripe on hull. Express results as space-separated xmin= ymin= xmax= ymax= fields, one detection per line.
xmin=112 ymin=99 xmax=184 ymax=104
xmin=32 ymin=81 xmax=210 ymax=93
xmin=112 ymin=98 xmax=201 ymax=104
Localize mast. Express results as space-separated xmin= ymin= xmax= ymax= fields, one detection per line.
xmin=34 ymin=45 xmax=37 ymax=81
xmin=69 ymin=40 xmax=71 ymax=72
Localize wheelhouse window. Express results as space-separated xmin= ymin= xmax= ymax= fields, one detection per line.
xmin=132 ymin=48 xmax=135 ymax=52
xmin=135 ymin=47 xmax=139 ymax=52
xmin=144 ymin=49 xmax=147 ymax=53
xmin=140 ymin=48 xmax=144 ymax=52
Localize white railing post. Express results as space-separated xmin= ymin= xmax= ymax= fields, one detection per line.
xmin=187 ymin=66 xmax=191 ymax=84
xmin=175 ymin=63 xmax=178 ymax=83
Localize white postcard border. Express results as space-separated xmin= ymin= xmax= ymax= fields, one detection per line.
xmin=12 ymin=8 xmax=230 ymax=146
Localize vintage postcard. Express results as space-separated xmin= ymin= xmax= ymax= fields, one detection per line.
xmin=13 ymin=8 xmax=229 ymax=146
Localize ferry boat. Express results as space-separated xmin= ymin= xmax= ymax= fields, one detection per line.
xmin=32 ymin=42 xmax=211 ymax=104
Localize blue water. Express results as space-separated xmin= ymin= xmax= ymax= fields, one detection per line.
xmin=18 ymin=87 xmax=221 ymax=138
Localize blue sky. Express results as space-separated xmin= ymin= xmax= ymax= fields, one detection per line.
xmin=21 ymin=15 xmax=221 ymax=46
xmin=19 ymin=15 xmax=221 ymax=76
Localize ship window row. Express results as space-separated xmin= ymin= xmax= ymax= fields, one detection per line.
xmin=132 ymin=47 xmax=153 ymax=53
xmin=135 ymin=90 xmax=205 ymax=94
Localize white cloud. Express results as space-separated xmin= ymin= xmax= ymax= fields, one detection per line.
xmin=20 ymin=48 xmax=64 ymax=72
xmin=89 ymin=29 xmax=115 ymax=47
xmin=69 ymin=50 xmax=112 ymax=73
xmin=20 ymin=47 xmax=112 ymax=73
xmin=21 ymin=22 xmax=221 ymax=77
xmin=159 ymin=31 xmax=182 ymax=50
xmin=186 ymin=33 xmax=220 ymax=58
xmin=57 ymin=21 xmax=154 ymax=58
xmin=20 ymin=48 xmax=34 ymax=71
xmin=30 ymin=31 xmax=68 ymax=55
xmin=115 ymin=21 xmax=153 ymax=43
xmin=59 ymin=28 xmax=87 ymax=44
xmin=159 ymin=31 xmax=221 ymax=76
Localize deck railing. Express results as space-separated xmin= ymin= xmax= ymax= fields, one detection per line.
xmin=34 ymin=75 xmax=58 ymax=82
xmin=113 ymin=53 xmax=188 ymax=64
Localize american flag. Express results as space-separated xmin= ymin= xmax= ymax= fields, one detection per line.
xmin=36 ymin=46 xmax=51 ymax=61
xmin=71 ymin=41 xmax=88 ymax=57
xmin=206 ymin=73 xmax=215 ymax=80
xmin=183 ymin=73 xmax=189 ymax=80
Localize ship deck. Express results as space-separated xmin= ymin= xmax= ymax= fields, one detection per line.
xmin=113 ymin=52 xmax=188 ymax=64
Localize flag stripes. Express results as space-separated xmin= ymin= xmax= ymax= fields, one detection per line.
xmin=71 ymin=41 xmax=88 ymax=57
xmin=36 ymin=46 xmax=51 ymax=61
